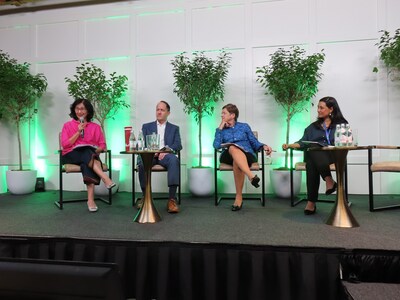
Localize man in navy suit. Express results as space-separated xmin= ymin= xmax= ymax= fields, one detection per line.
xmin=138 ymin=100 xmax=182 ymax=213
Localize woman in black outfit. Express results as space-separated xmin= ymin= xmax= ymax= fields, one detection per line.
xmin=282 ymin=97 xmax=348 ymax=215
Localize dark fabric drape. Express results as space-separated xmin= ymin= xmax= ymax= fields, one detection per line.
xmin=340 ymin=249 xmax=400 ymax=283
xmin=0 ymin=237 xmax=343 ymax=300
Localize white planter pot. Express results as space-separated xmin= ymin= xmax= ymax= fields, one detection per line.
xmin=6 ymin=170 xmax=37 ymax=195
xmin=94 ymin=170 xmax=120 ymax=196
xmin=188 ymin=167 xmax=214 ymax=197
xmin=270 ymin=169 xmax=302 ymax=199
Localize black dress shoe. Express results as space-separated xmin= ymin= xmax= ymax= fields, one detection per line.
xmin=325 ymin=182 xmax=337 ymax=195
xmin=304 ymin=205 xmax=317 ymax=215
xmin=231 ymin=203 xmax=243 ymax=211
xmin=251 ymin=175 xmax=260 ymax=188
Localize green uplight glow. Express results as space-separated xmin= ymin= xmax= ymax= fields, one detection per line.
xmin=275 ymin=108 xmax=311 ymax=168
xmin=85 ymin=15 xmax=129 ymax=22
xmin=137 ymin=9 xmax=183 ymax=17
xmin=86 ymin=56 xmax=130 ymax=62
xmin=103 ymin=92 xmax=131 ymax=183
xmin=111 ymin=158 xmax=123 ymax=171
xmin=13 ymin=25 xmax=30 ymax=29
xmin=188 ymin=113 xmax=215 ymax=168
xmin=106 ymin=15 xmax=130 ymax=20
xmin=204 ymin=3 xmax=242 ymax=10
xmin=33 ymin=116 xmax=47 ymax=177
xmin=0 ymin=167 xmax=6 ymax=193
xmin=136 ymin=52 xmax=182 ymax=58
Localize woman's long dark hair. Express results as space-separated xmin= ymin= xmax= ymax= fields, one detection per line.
xmin=316 ymin=96 xmax=347 ymax=126
xmin=69 ymin=98 xmax=94 ymax=121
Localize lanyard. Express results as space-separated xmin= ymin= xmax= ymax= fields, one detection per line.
xmin=322 ymin=123 xmax=331 ymax=145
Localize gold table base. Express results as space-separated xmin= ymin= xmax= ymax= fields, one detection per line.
xmin=133 ymin=151 xmax=161 ymax=223
xmin=325 ymin=148 xmax=359 ymax=228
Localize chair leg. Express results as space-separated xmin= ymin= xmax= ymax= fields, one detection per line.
xmin=56 ymin=177 xmax=63 ymax=209
xmin=214 ymin=150 xmax=219 ymax=206
xmin=56 ymin=156 xmax=63 ymax=210
xmin=261 ymin=154 xmax=265 ymax=206
xmin=132 ymin=154 xmax=136 ymax=207
xmin=290 ymin=149 xmax=294 ymax=206
xmin=178 ymin=154 xmax=181 ymax=204
xmin=368 ymin=148 xmax=375 ymax=212
xmin=178 ymin=176 xmax=181 ymax=204
xmin=107 ymin=151 xmax=112 ymax=205
xmin=289 ymin=149 xmax=305 ymax=207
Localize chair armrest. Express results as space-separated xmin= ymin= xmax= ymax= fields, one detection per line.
xmin=371 ymin=145 xmax=400 ymax=150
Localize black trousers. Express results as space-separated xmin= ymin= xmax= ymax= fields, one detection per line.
xmin=62 ymin=147 xmax=101 ymax=185
xmin=304 ymin=151 xmax=335 ymax=203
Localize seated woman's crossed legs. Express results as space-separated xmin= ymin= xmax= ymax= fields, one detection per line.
xmin=228 ymin=146 xmax=259 ymax=209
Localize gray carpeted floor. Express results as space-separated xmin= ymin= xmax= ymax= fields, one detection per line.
xmin=0 ymin=191 xmax=400 ymax=251
xmin=342 ymin=282 xmax=400 ymax=300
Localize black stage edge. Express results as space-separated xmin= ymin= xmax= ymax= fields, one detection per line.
xmin=0 ymin=236 xmax=344 ymax=300
xmin=1 ymin=191 xmax=400 ymax=299
xmin=1 ymin=236 xmax=400 ymax=300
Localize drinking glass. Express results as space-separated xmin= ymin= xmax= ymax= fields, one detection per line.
xmin=351 ymin=129 xmax=358 ymax=146
xmin=146 ymin=134 xmax=160 ymax=150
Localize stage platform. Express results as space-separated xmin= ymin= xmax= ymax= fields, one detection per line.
xmin=0 ymin=191 xmax=399 ymax=300
xmin=0 ymin=191 xmax=399 ymax=250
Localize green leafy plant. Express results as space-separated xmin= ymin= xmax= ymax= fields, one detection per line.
xmin=0 ymin=0 xmax=39 ymax=6
xmin=0 ymin=50 xmax=48 ymax=170
xmin=65 ymin=62 xmax=129 ymax=144
xmin=373 ymin=29 xmax=400 ymax=79
xmin=256 ymin=46 xmax=325 ymax=169
xmin=171 ymin=50 xmax=231 ymax=167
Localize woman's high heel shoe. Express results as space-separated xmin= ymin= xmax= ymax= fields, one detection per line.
xmin=304 ymin=204 xmax=316 ymax=215
xmin=231 ymin=203 xmax=243 ymax=211
xmin=87 ymin=202 xmax=98 ymax=212
xmin=102 ymin=178 xmax=116 ymax=190
xmin=325 ymin=182 xmax=337 ymax=195
xmin=106 ymin=182 xmax=116 ymax=190
xmin=250 ymin=175 xmax=260 ymax=188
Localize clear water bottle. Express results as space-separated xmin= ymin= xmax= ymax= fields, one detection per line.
xmin=129 ymin=129 xmax=136 ymax=151
xmin=137 ymin=130 xmax=144 ymax=151
xmin=345 ymin=124 xmax=351 ymax=146
xmin=340 ymin=123 xmax=347 ymax=146
xmin=335 ymin=124 xmax=341 ymax=146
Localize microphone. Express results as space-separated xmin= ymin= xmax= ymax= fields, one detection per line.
xmin=79 ymin=117 xmax=84 ymax=138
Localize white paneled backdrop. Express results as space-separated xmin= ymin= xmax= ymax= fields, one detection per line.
xmin=0 ymin=0 xmax=400 ymax=195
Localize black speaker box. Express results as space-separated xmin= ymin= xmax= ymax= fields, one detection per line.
xmin=35 ymin=177 xmax=45 ymax=192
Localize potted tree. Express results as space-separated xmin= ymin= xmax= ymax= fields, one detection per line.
xmin=256 ymin=46 xmax=325 ymax=198
xmin=65 ymin=62 xmax=129 ymax=194
xmin=0 ymin=0 xmax=38 ymax=6
xmin=171 ymin=50 xmax=231 ymax=196
xmin=373 ymin=28 xmax=400 ymax=79
xmin=0 ymin=50 xmax=48 ymax=194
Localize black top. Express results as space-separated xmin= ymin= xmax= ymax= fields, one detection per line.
xmin=296 ymin=120 xmax=347 ymax=150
